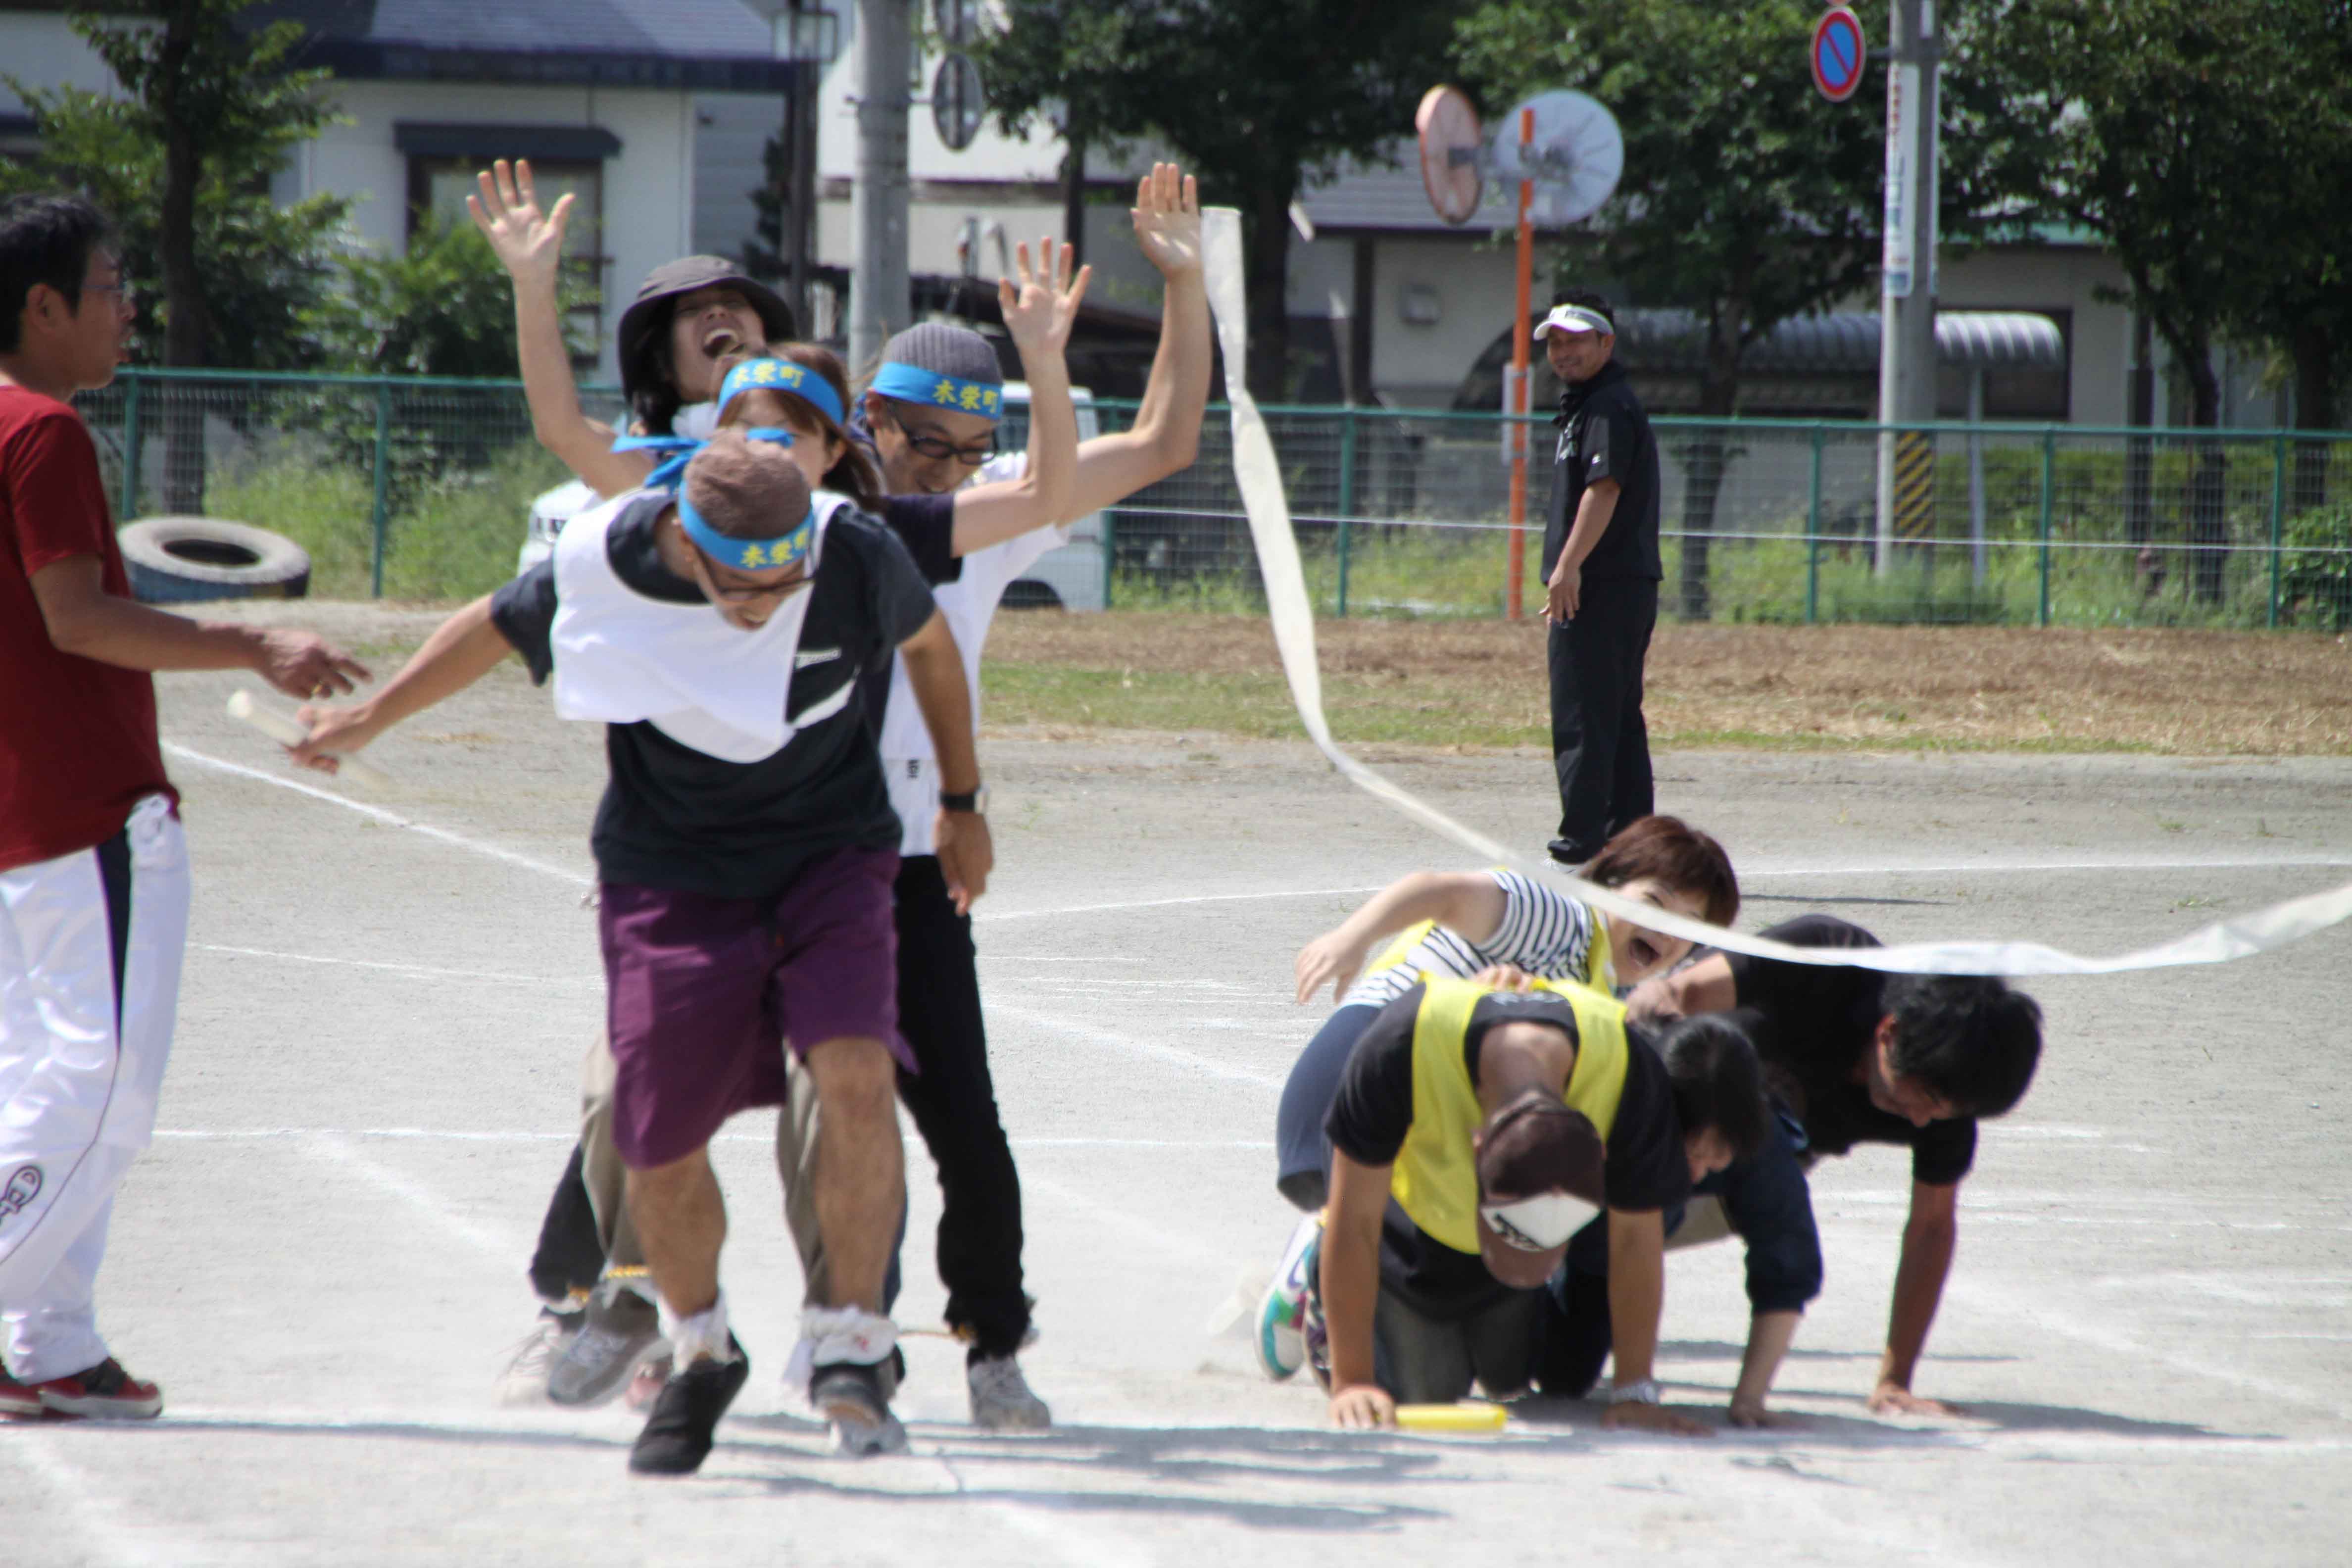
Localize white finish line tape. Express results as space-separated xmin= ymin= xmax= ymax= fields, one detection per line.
xmin=1199 ymin=207 xmax=2352 ymax=978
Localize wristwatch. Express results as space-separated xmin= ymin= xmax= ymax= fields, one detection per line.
xmin=1606 ymin=1377 xmax=1663 ymax=1406
xmin=940 ymin=783 xmax=987 ymax=814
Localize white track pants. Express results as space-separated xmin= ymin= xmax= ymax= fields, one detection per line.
xmin=0 ymin=796 xmax=189 ymax=1380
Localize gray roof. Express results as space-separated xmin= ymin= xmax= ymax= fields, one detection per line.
xmin=1299 ymin=141 xmax=1519 ymax=233
xmin=251 ymin=0 xmax=795 ymax=89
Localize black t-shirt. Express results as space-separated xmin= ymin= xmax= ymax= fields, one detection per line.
xmin=489 ymin=495 xmax=938 ymax=898
xmin=1326 ymin=984 xmax=1690 ymax=1318
xmin=1723 ymin=914 xmax=1977 ymax=1186
xmin=1540 ymin=359 xmax=1662 ymax=583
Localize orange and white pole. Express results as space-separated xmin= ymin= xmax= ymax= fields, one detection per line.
xmin=1505 ymin=106 xmax=1534 ymax=621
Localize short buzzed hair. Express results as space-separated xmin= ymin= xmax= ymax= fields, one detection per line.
xmin=681 ymin=430 xmax=811 ymax=542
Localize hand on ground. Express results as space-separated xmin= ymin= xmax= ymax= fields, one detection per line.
xmin=1329 ymin=1384 xmax=1397 ymax=1429
xmin=1728 ymin=1395 xmax=1796 ymax=1429
xmin=1868 ymin=1381 xmax=1966 ymax=1418
xmin=1603 ymin=1400 xmax=1712 ymax=1437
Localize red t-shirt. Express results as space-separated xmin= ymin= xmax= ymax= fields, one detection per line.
xmin=0 ymin=384 xmax=175 ymax=872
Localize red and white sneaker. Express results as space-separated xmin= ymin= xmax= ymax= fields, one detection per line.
xmin=13 ymin=1359 xmax=163 ymax=1420
xmin=0 ymin=1365 xmax=47 ymax=1419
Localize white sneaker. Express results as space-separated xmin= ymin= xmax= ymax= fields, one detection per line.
xmin=495 ymin=1303 xmax=585 ymax=1406
xmin=967 ymin=1354 xmax=1051 ymax=1431
xmin=1254 ymin=1214 xmax=1322 ymax=1381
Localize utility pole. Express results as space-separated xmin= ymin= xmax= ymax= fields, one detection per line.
xmin=850 ymin=0 xmax=912 ymax=377
xmin=1875 ymin=0 xmax=1940 ymax=573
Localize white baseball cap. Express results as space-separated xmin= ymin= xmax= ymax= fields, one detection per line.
xmin=1534 ymin=303 xmax=1614 ymax=339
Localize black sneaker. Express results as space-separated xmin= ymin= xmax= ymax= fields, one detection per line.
xmin=811 ymin=1359 xmax=907 ymax=1456
xmin=628 ymin=1336 xmax=750 ymax=1476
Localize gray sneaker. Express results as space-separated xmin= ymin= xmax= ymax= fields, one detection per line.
xmin=967 ymin=1354 xmax=1051 ymax=1432
xmin=812 ymin=1360 xmax=908 ymax=1456
xmin=496 ymin=1304 xmax=584 ymax=1406
xmin=548 ymin=1281 xmax=666 ymax=1408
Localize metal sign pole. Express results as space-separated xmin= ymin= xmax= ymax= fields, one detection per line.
xmin=1875 ymin=0 xmax=1940 ymax=575
xmin=1506 ymin=106 xmax=1534 ymax=621
xmin=851 ymin=0 xmax=912 ymax=378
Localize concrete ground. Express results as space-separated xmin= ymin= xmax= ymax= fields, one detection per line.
xmin=9 ymin=630 xmax=2351 ymax=1567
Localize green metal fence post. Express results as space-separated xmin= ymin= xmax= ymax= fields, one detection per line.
xmin=1101 ymin=508 xmax=1115 ymax=611
xmin=1336 ymin=406 xmax=1359 ymax=617
xmin=119 ymin=373 xmax=143 ymax=520
xmin=370 ymin=382 xmax=392 ymax=599
xmin=1804 ymin=423 xmax=1824 ymax=625
xmin=2037 ymin=427 xmax=2056 ymax=627
xmin=2269 ymin=430 xmax=2287 ymax=629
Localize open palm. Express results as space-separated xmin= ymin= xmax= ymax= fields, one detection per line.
xmin=998 ymin=236 xmax=1092 ymax=356
xmin=466 ymin=158 xmax=573 ymax=291
xmin=1131 ymin=162 xmax=1202 ymax=279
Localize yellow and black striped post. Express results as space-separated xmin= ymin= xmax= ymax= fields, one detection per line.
xmin=1893 ymin=430 xmax=1936 ymax=545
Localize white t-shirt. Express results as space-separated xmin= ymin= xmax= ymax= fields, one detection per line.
xmin=1339 ymin=869 xmax=1604 ymax=1009
xmin=881 ymin=452 xmax=1070 ymax=856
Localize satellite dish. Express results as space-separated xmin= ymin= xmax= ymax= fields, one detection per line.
xmin=1487 ymin=90 xmax=1623 ymax=227
xmin=1416 ymin=85 xmax=1484 ymax=226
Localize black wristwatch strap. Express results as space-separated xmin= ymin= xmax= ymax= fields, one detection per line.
xmin=940 ymin=787 xmax=980 ymax=813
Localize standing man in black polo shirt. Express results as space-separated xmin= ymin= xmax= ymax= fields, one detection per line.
xmin=1537 ymin=292 xmax=1663 ymax=867
xmin=1627 ymin=915 xmax=2045 ymax=1416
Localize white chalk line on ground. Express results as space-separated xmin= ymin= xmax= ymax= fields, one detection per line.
xmin=0 ymin=1433 xmax=195 ymax=1567
xmin=165 ymin=734 xmax=2352 ymax=920
xmin=154 ymin=1127 xmax=1271 ymax=1152
xmin=986 ymin=1002 xmax=1287 ymax=1091
xmin=293 ymin=1130 xmax=516 ymax=1259
xmin=193 ymin=942 xmax=598 ymax=988
xmin=165 ymin=742 xmax=592 ymax=888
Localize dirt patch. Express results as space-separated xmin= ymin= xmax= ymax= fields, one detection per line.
xmin=987 ymin=610 xmax=2352 ymax=755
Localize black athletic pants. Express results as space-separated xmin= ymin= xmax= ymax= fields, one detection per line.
xmin=525 ymin=854 xmax=1031 ymax=1360
xmin=1547 ymin=578 xmax=1659 ymax=863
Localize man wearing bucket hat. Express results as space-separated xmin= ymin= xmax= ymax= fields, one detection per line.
xmin=1535 ymin=291 xmax=1663 ymax=871
xmin=1311 ymin=975 xmax=1767 ymax=1431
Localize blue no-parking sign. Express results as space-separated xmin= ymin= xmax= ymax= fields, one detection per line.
xmin=1812 ymin=6 xmax=1866 ymax=103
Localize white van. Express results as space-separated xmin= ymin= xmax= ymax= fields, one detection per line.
xmin=516 ymin=382 xmax=1109 ymax=614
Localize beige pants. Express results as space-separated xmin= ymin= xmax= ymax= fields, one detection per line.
xmin=577 ymin=1032 xmax=834 ymax=1302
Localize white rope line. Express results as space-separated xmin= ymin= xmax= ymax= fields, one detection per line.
xmin=1198 ymin=206 xmax=2352 ymax=979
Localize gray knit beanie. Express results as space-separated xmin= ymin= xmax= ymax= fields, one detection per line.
xmin=878 ymin=322 xmax=1004 ymax=388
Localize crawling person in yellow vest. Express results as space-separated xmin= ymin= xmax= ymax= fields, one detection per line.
xmin=1313 ymin=975 xmax=1770 ymax=1432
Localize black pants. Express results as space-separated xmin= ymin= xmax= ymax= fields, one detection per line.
xmin=1547 ymin=578 xmax=1659 ymax=862
xmin=888 ymin=853 xmax=1030 ymax=1359
xmin=524 ymin=855 xmax=1031 ymax=1359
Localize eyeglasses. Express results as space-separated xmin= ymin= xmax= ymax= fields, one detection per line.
xmin=83 ymin=279 xmax=136 ymax=310
xmin=888 ymin=412 xmax=997 ymax=467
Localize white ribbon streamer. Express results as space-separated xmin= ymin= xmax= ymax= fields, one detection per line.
xmin=1197 ymin=207 xmax=2352 ymax=978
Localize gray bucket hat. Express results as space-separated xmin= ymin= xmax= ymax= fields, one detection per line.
xmin=616 ymin=257 xmax=797 ymax=403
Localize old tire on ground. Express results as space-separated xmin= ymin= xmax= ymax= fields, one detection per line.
xmin=117 ymin=516 xmax=311 ymax=604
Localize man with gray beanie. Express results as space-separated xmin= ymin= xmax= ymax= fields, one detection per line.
xmin=290 ymin=433 xmax=989 ymax=1475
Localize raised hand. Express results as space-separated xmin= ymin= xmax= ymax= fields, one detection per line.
xmin=466 ymin=158 xmax=574 ymax=294
xmin=1130 ymin=162 xmax=1202 ymax=280
xmin=997 ymin=236 xmax=1092 ymax=358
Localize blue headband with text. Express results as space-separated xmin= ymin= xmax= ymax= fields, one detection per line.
xmin=718 ymin=357 xmax=845 ymax=428
xmin=870 ymin=360 xmax=1004 ymax=420
xmin=674 ymin=487 xmax=816 ymax=574
xmin=612 ymin=428 xmax=795 ymax=492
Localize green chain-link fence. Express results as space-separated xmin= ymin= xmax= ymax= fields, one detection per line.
xmin=81 ymin=368 xmax=2352 ymax=630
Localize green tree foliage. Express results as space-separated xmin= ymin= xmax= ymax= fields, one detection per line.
xmin=340 ymin=215 xmax=551 ymax=379
xmin=1994 ymin=0 xmax=2351 ymax=597
xmin=974 ymin=0 xmax=1469 ymax=399
xmin=1453 ymin=0 xmax=2049 ymax=617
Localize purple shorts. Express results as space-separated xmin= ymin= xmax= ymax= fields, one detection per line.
xmin=598 ymin=845 xmax=907 ymax=1170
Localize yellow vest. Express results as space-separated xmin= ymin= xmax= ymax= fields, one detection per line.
xmin=1364 ymin=896 xmax=1613 ymax=992
xmin=1389 ymin=976 xmax=1632 ymax=1255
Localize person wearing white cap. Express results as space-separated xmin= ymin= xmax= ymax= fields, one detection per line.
xmin=1533 ymin=292 xmax=1663 ymax=868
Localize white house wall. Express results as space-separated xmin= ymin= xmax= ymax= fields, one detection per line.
xmin=1936 ymin=245 xmax=2133 ymax=427
xmin=318 ymin=80 xmax=692 ymax=382
xmin=0 ymin=13 xmax=125 ymax=115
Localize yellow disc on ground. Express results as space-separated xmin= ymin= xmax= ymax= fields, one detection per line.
xmin=1394 ymin=1403 xmax=1508 ymax=1433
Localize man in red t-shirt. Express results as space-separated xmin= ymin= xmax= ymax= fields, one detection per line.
xmin=0 ymin=195 xmax=366 ymax=1421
